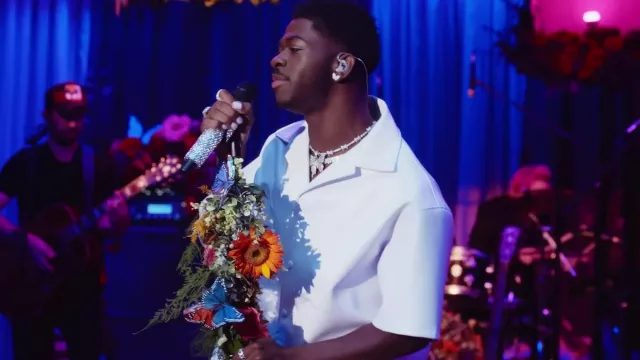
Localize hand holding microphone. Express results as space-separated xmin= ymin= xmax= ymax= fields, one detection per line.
xmin=201 ymin=88 xmax=254 ymax=144
xmin=183 ymin=82 xmax=257 ymax=172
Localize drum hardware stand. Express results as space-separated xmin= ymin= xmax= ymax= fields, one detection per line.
xmin=520 ymin=117 xmax=640 ymax=360
xmin=590 ymin=118 xmax=640 ymax=360
xmin=526 ymin=214 xmax=578 ymax=360
xmin=527 ymin=213 xmax=577 ymax=277
xmin=485 ymin=227 xmax=520 ymax=360
xmin=474 ymin=69 xmax=639 ymax=357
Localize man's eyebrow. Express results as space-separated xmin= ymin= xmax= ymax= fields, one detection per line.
xmin=281 ymin=34 xmax=307 ymax=43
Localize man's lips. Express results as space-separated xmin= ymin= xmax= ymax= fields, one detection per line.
xmin=272 ymin=74 xmax=288 ymax=88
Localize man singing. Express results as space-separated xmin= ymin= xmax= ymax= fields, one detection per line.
xmin=0 ymin=82 xmax=129 ymax=360
xmin=202 ymin=1 xmax=454 ymax=359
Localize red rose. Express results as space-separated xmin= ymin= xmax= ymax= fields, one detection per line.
xmin=233 ymin=308 xmax=269 ymax=341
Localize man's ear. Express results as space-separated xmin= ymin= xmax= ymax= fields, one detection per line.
xmin=332 ymin=52 xmax=358 ymax=80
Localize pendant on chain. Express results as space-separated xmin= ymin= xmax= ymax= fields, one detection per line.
xmin=309 ymin=152 xmax=333 ymax=177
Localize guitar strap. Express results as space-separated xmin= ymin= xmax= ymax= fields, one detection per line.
xmin=81 ymin=145 xmax=95 ymax=212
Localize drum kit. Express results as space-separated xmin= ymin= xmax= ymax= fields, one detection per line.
xmin=445 ymin=190 xmax=624 ymax=360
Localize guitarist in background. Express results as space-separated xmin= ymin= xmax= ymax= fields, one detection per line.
xmin=0 ymin=82 xmax=130 ymax=360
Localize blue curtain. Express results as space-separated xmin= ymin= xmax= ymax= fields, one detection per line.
xmin=371 ymin=0 xmax=527 ymax=244
xmin=0 ymin=1 xmax=92 ymax=356
xmin=0 ymin=0 xmax=92 ymax=222
xmin=86 ymin=0 xmax=369 ymax=156
xmin=87 ymin=1 xmax=300 ymax=156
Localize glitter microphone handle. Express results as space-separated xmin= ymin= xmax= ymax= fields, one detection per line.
xmin=182 ymin=82 xmax=257 ymax=172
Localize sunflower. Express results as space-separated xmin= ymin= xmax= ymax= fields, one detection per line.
xmin=229 ymin=228 xmax=283 ymax=279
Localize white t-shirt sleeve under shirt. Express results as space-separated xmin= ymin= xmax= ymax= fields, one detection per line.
xmin=242 ymin=155 xmax=261 ymax=184
xmin=241 ymin=132 xmax=280 ymax=184
xmin=372 ymin=203 xmax=454 ymax=340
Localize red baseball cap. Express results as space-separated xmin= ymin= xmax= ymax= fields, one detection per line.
xmin=44 ymin=81 xmax=88 ymax=121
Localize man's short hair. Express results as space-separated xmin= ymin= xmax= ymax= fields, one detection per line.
xmin=293 ymin=0 xmax=381 ymax=75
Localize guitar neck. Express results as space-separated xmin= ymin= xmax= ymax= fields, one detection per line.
xmin=58 ymin=156 xmax=180 ymax=239
xmin=73 ymin=174 xmax=150 ymax=233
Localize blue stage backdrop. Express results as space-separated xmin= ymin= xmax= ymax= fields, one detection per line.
xmin=0 ymin=0 xmax=547 ymax=234
xmin=371 ymin=0 xmax=527 ymax=242
xmin=0 ymin=0 xmax=93 ymax=229
xmin=84 ymin=0 xmax=528 ymax=245
xmin=85 ymin=0 xmax=370 ymax=155
xmin=1 ymin=0 xmax=534 ymax=243
xmin=2 ymin=0 xmax=627 ymax=357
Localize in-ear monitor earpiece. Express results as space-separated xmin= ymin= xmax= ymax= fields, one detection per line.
xmin=336 ymin=58 xmax=348 ymax=73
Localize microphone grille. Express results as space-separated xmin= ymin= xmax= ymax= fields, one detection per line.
xmin=232 ymin=82 xmax=258 ymax=103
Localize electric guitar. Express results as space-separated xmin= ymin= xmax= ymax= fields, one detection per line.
xmin=24 ymin=156 xmax=182 ymax=311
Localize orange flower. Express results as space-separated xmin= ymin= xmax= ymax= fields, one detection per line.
xmin=228 ymin=228 xmax=283 ymax=279
xmin=189 ymin=218 xmax=207 ymax=243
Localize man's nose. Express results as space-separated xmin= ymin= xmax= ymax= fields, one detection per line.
xmin=271 ymin=53 xmax=286 ymax=69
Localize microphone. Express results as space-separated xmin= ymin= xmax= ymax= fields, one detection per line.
xmin=467 ymin=53 xmax=476 ymax=98
xmin=182 ymin=82 xmax=257 ymax=172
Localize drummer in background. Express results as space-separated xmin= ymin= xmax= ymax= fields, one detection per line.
xmin=468 ymin=164 xmax=551 ymax=261
xmin=468 ymin=165 xmax=616 ymax=359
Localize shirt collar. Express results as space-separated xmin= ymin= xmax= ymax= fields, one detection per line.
xmin=274 ymin=97 xmax=402 ymax=173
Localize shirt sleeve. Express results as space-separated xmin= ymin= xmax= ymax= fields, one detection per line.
xmin=372 ymin=204 xmax=454 ymax=340
xmin=0 ymin=151 xmax=26 ymax=198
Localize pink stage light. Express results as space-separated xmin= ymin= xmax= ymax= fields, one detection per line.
xmin=582 ymin=10 xmax=601 ymax=24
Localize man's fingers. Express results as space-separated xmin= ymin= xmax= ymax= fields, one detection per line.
xmin=209 ymin=108 xmax=237 ymax=129
xmin=203 ymin=89 xmax=252 ymax=133
xmin=211 ymin=101 xmax=236 ymax=118
xmin=216 ymin=89 xmax=233 ymax=103
xmin=201 ymin=118 xmax=221 ymax=132
xmin=240 ymin=343 xmax=261 ymax=360
xmin=216 ymin=88 xmax=252 ymax=115
xmin=232 ymin=101 xmax=252 ymax=115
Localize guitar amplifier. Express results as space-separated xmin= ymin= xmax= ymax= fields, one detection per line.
xmin=104 ymin=208 xmax=199 ymax=359
xmin=128 ymin=191 xmax=190 ymax=225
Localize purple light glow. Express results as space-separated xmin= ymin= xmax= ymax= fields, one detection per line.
xmin=532 ymin=0 xmax=639 ymax=33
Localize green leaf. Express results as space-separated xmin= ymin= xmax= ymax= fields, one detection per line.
xmin=137 ymin=244 xmax=212 ymax=334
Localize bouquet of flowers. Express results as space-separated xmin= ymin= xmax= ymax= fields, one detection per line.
xmin=429 ymin=310 xmax=482 ymax=360
xmin=142 ymin=155 xmax=285 ymax=359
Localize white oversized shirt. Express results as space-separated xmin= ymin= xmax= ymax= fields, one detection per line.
xmin=243 ymin=97 xmax=453 ymax=359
